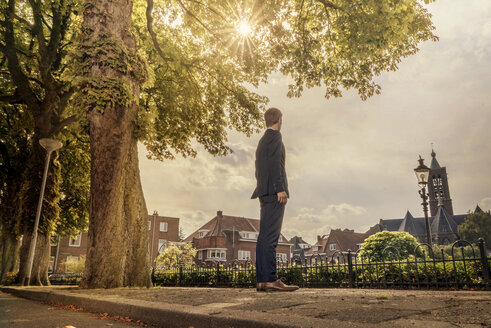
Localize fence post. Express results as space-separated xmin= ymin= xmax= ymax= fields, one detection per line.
xmin=216 ymin=263 xmax=220 ymax=286
xmin=478 ymin=238 xmax=490 ymax=285
xmin=347 ymin=249 xmax=354 ymax=288
xmin=178 ymin=265 xmax=183 ymax=286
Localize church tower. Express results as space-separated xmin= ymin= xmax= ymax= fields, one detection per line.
xmin=427 ymin=149 xmax=454 ymax=216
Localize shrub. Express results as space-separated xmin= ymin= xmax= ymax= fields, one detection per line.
xmin=64 ymin=255 xmax=85 ymax=274
xmin=0 ymin=271 xmax=18 ymax=286
xmin=359 ymin=231 xmax=419 ymax=262
xmin=154 ymin=243 xmax=197 ymax=273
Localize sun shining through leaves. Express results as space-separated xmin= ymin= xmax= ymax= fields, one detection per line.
xmin=237 ymin=20 xmax=252 ymax=37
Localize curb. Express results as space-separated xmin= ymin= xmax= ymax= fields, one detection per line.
xmin=0 ymin=287 xmax=294 ymax=328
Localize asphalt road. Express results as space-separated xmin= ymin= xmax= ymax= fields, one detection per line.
xmin=0 ymin=292 xmax=146 ymax=328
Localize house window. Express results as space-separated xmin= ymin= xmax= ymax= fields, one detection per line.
xmin=199 ymin=230 xmax=209 ymax=238
xmin=356 ymin=243 xmax=362 ymax=250
xmin=69 ymin=232 xmax=82 ymax=247
xmin=148 ymin=221 xmax=151 ymax=230
xmin=276 ymin=253 xmax=287 ymax=262
xmin=207 ymin=249 xmax=226 ymax=260
xmin=278 ymin=235 xmax=283 ymax=242
xmin=160 ymin=222 xmax=168 ymax=232
xmin=198 ymin=250 xmax=203 ymax=260
xmin=313 ymin=246 xmax=318 ymax=252
xmin=240 ymin=231 xmax=256 ymax=239
xmin=49 ymin=256 xmax=55 ymax=272
xmin=66 ymin=255 xmax=78 ymax=262
xmin=158 ymin=239 xmax=167 ymax=252
xmin=329 ymin=243 xmax=336 ymax=251
xmin=238 ymin=250 xmax=251 ymax=260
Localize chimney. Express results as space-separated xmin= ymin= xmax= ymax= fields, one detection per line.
xmin=217 ymin=210 xmax=223 ymax=217
xmin=153 ymin=210 xmax=158 ymax=216
xmin=317 ymin=235 xmax=321 ymax=242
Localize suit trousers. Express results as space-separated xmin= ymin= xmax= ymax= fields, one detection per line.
xmin=256 ymin=195 xmax=285 ymax=283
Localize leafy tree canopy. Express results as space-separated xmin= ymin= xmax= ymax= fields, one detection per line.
xmin=154 ymin=243 xmax=197 ymax=271
xmin=128 ymin=0 xmax=438 ymax=160
xmin=359 ymin=231 xmax=419 ymax=261
xmin=458 ymin=211 xmax=491 ymax=248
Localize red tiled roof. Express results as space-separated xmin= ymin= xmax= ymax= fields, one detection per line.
xmin=184 ymin=213 xmax=291 ymax=244
xmin=328 ymin=229 xmax=369 ymax=252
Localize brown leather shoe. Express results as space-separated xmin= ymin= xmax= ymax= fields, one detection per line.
xmin=256 ymin=279 xmax=299 ymax=292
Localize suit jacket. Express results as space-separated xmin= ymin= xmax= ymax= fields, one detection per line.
xmin=251 ymin=129 xmax=289 ymax=199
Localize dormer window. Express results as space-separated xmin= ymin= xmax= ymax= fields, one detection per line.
xmin=240 ymin=231 xmax=256 ymax=239
xmin=329 ymin=243 xmax=336 ymax=251
xmin=278 ymin=235 xmax=283 ymax=242
xmin=198 ymin=230 xmax=209 ymax=238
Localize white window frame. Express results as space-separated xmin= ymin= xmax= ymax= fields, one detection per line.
xmin=198 ymin=250 xmax=203 ymax=260
xmin=240 ymin=231 xmax=257 ymax=240
xmin=276 ymin=253 xmax=287 ymax=262
xmin=198 ymin=230 xmax=209 ymax=238
xmin=159 ymin=222 xmax=168 ymax=232
xmin=329 ymin=243 xmax=336 ymax=251
xmin=148 ymin=221 xmax=151 ymax=231
xmin=66 ymin=255 xmax=79 ymax=262
xmin=207 ymin=249 xmax=226 ymax=260
xmin=278 ymin=235 xmax=283 ymax=242
xmin=238 ymin=250 xmax=251 ymax=260
xmin=69 ymin=232 xmax=82 ymax=247
xmin=158 ymin=239 xmax=167 ymax=253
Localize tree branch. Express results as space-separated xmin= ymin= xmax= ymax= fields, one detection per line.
xmin=28 ymin=0 xmax=48 ymax=58
xmin=145 ymin=0 xmax=174 ymax=63
xmin=176 ymin=0 xmax=225 ymax=45
xmin=316 ymin=0 xmax=340 ymax=10
xmin=13 ymin=14 xmax=34 ymax=30
xmin=0 ymin=93 xmax=22 ymax=104
xmin=1 ymin=0 xmax=40 ymax=110
xmin=51 ymin=114 xmax=78 ymax=135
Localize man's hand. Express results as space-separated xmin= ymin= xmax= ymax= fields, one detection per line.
xmin=277 ymin=191 xmax=288 ymax=204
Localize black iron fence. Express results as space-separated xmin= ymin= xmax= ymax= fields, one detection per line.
xmin=151 ymin=238 xmax=490 ymax=290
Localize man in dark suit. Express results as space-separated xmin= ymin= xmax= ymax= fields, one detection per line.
xmin=252 ymin=107 xmax=299 ymax=292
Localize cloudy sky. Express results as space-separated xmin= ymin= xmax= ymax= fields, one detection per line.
xmin=139 ymin=0 xmax=491 ymax=244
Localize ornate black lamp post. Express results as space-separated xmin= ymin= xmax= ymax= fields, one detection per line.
xmin=414 ymin=155 xmax=432 ymax=245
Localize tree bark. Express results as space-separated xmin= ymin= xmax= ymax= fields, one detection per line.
xmin=0 ymin=231 xmax=20 ymax=282
xmin=80 ymin=0 xmax=150 ymax=288
xmin=0 ymin=176 xmax=22 ymax=282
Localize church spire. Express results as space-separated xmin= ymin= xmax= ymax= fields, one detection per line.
xmin=430 ymin=148 xmax=441 ymax=170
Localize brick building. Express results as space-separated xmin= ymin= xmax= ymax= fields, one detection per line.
xmin=289 ymin=236 xmax=312 ymax=261
xmin=305 ymin=229 xmax=369 ymax=263
xmin=184 ymin=211 xmax=292 ymax=263
xmin=50 ymin=212 xmax=179 ymax=272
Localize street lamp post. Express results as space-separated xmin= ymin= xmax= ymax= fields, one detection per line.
xmin=24 ymin=138 xmax=63 ymax=286
xmin=414 ymin=155 xmax=432 ymax=245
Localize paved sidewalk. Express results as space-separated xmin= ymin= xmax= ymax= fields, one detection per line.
xmin=1 ymin=286 xmax=490 ymax=328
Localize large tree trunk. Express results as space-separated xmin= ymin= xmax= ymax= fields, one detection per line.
xmin=0 ymin=177 xmax=22 ymax=282
xmin=17 ymin=231 xmax=51 ymax=286
xmin=17 ymin=136 xmax=60 ymax=286
xmin=80 ymin=0 xmax=150 ymax=288
xmin=0 ymin=230 xmax=20 ymax=282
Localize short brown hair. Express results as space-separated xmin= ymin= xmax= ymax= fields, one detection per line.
xmin=264 ymin=107 xmax=282 ymax=127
